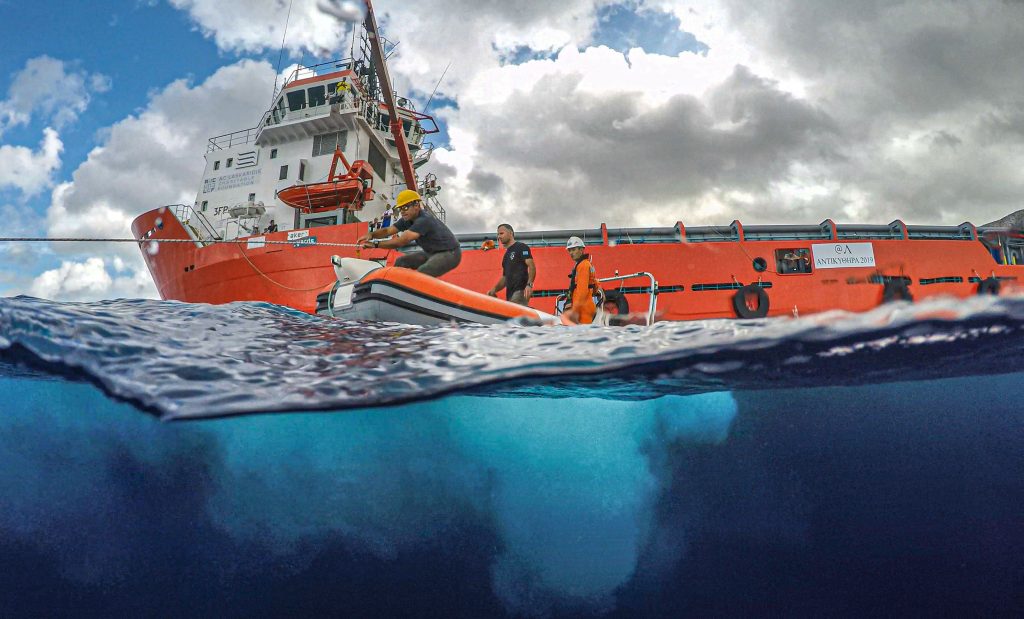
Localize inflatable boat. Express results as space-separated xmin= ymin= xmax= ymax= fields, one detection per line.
xmin=316 ymin=257 xmax=558 ymax=325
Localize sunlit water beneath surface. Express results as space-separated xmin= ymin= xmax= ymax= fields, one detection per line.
xmin=1 ymin=295 xmax=1022 ymax=616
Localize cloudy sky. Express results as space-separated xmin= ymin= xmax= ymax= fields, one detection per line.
xmin=2 ymin=0 xmax=1023 ymax=301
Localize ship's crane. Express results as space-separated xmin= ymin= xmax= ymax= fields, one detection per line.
xmin=360 ymin=0 xmax=419 ymax=193
xmin=316 ymin=0 xmax=444 ymax=219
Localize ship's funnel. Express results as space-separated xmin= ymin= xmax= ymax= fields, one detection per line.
xmin=317 ymin=0 xmax=366 ymax=22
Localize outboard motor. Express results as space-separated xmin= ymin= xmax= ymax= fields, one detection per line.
xmin=319 ymin=256 xmax=384 ymax=316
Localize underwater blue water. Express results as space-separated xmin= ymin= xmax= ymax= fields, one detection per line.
xmin=1 ymin=295 xmax=1022 ymax=616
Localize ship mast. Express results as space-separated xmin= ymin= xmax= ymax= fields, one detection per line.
xmin=361 ymin=0 xmax=418 ymax=192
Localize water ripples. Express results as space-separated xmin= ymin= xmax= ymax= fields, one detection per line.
xmin=1 ymin=293 xmax=1023 ymax=419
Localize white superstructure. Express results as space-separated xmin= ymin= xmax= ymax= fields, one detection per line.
xmin=187 ymin=57 xmax=441 ymax=242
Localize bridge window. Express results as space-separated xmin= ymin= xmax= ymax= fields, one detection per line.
xmin=286 ymin=90 xmax=306 ymax=112
xmin=248 ymin=193 xmax=256 ymax=202
xmin=201 ymin=201 xmax=208 ymax=212
xmin=306 ymin=215 xmax=337 ymax=228
xmin=213 ymin=161 xmax=220 ymax=170
xmin=270 ymin=148 xmax=278 ymax=159
xmin=307 ymin=85 xmax=326 ymax=107
xmin=226 ymin=157 xmax=233 ymax=168
xmin=279 ymin=165 xmax=288 ymax=180
xmin=312 ymin=131 xmax=347 ymax=157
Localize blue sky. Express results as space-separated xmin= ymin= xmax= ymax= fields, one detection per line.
xmin=3 ymin=2 xmax=220 ymax=171
xmin=2 ymin=0 xmax=1023 ymax=301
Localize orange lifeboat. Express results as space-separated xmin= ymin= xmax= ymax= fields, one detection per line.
xmin=277 ymin=148 xmax=375 ymax=212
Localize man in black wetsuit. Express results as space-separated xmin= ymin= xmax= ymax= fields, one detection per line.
xmin=486 ymin=223 xmax=536 ymax=305
xmin=357 ymin=190 xmax=462 ymax=277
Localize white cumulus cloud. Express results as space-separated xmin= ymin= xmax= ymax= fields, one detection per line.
xmin=0 ymin=55 xmax=110 ymax=138
xmin=27 ymin=257 xmax=155 ymax=302
xmin=0 ymin=127 xmax=63 ymax=197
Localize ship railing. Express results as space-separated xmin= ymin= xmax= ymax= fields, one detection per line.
xmin=456 ymin=228 xmax=605 ymax=250
xmin=598 ymin=271 xmax=659 ymax=326
xmin=167 ymin=204 xmax=220 ymax=246
xmin=222 ymin=217 xmax=263 ymax=242
xmin=213 ymin=90 xmax=366 ymax=151
xmin=413 ymin=142 xmax=435 ymax=169
xmin=905 ymin=224 xmax=977 ymax=240
xmin=684 ymin=225 xmax=741 ymax=243
xmin=207 ymin=127 xmax=261 ymax=152
xmin=280 ymin=57 xmax=358 ymax=89
xmin=421 ymin=194 xmax=446 ymax=223
xmin=253 ymin=97 xmax=364 ymax=144
xmin=833 ymin=224 xmax=906 ymax=240
xmin=608 ymin=226 xmax=680 ymax=245
xmin=741 ymin=224 xmax=832 ymax=241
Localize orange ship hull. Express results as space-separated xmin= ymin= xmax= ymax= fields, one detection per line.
xmin=132 ymin=208 xmax=1022 ymax=320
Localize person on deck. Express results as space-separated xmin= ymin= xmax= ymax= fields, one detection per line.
xmin=487 ymin=224 xmax=536 ymax=306
xmin=564 ymin=236 xmax=597 ymax=325
xmin=381 ymin=208 xmax=392 ymax=229
xmin=265 ymin=219 xmax=278 ymax=233
xmin=357 ymin=190 xmax=462 ymax=277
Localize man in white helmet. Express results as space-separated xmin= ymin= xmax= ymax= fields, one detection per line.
xmin=357 ymin=189 xmax=461 ymax=277
xmin=564 ymin=236 xmax=597 ymax=324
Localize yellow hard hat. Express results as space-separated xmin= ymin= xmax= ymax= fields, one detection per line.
xmin=396 ymin=189 xmax=422 ymax=208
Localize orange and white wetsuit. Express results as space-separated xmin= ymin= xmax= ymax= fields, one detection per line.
xmin=568 ymin=256 xmax=597 ymax=325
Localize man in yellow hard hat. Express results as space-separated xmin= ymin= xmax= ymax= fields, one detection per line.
xmin=357 ymin=189 xmax=462 ymax=277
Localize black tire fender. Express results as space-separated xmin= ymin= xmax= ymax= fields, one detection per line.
xmin=977 ymin=277 xmax=1001 ymax=296
xmin=602 ymin=289 xmax=630 ymax=315
xmin=881 ymin=278 xmax=913 ymax=303
xmin=732 ymin=284 xmax=770 ymax=318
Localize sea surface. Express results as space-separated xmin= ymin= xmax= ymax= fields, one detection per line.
xmin=1 ymin=294 xmax=1022 ymax=617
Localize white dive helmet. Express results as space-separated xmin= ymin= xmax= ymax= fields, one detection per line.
xmin=566 ymin=236 xmax=585 ymax=250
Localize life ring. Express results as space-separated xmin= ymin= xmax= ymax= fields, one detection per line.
xmin=881 ymin=278 xmax=913 ymax=303
xmin=602 ymin=289 xmax=630 ymax=315
xmin=976 ymin=277 xmax=1001 ymax=296
xmin=732 ymin=284 xmax=769 ymax=318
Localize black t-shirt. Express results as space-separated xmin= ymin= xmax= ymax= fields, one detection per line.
xmin=502 ymin=241 xmax=532 ymax=296
xmin=394 ymin=211 xmax=460 ymax=254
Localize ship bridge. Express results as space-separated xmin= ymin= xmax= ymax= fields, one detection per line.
xmin=236 ymin=60 xmax=436 ymax=152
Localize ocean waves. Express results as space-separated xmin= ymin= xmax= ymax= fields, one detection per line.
xmin=1 ymin=294 xmax=1023 ymax=419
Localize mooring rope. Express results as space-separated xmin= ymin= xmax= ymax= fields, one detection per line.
xmin=0 ymin=236 xmax=385 ymax=294
xmin=0 ymin=237 xmax=365 ymax=248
